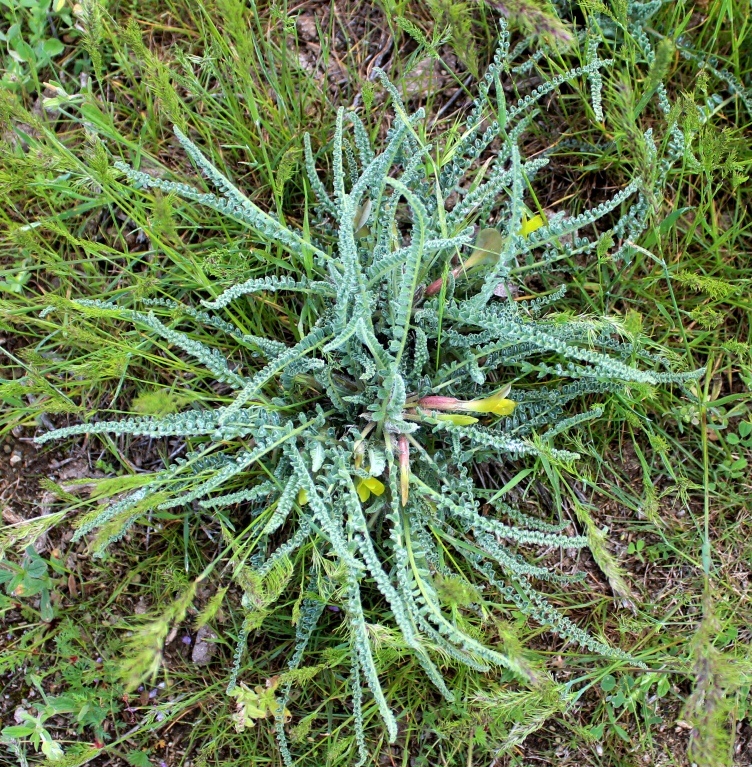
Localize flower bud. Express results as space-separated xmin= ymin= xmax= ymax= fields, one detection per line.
xmin=435 ymin=413 xmax=479 ymax=425
xmin=398 ymin=435 xmax=410 ymax=507
xmin=418 ymin=387 xmax=516 ymax=417
xmin=417 ymin=395 xmax=462 ymax=411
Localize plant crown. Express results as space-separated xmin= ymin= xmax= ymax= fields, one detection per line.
xmin=37 ymin=12 xmax=705 ymax=763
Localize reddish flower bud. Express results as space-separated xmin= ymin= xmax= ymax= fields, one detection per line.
xmin=416 ymin=395 xmax=461 ymax=410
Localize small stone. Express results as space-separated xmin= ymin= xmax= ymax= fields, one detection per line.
xmin=3 ymin=444 xmax=11 ymax=454
xmin=9 ymin=451 xmax=22 ymax=467
xmin=2 ymin=508 xmax=23 ymax=524
xmin=296 ymin=14 xmax=318 ymax=42
xmin=493 ymin=281 xmax=519 ymax=299
xmin=191 ymin=625 xmax=218 ymax=666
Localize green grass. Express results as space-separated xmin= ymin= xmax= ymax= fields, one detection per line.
xmin=2 ymin=0 xmax=752 ymax=765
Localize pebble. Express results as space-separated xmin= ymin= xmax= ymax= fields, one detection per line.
xmin=191 ymin=625 xmax=218 ymax=666
xmin=9 ymin=451 xmax=22 ymax=467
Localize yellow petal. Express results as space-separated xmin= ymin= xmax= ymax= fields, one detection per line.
xmin=356 ymin=481 xmax=371 ymax=503
xmin=519 ymin=214 xmax=545 ymax=237
xmin=466 ymin=392 xmax=517 ymax=416
xmin=487 ymin=397 xmax=516 ymax=416
xmin=435 ymin=413 xmax=479 ymax=426
xmin=363 ymin=477 xmax=386 ymax=496
xmin=297 ymin=488 xmax=308 ymax=506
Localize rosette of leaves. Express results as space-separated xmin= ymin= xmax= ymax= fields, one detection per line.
xmin=37 ymin=20 xmax=702 ymax=764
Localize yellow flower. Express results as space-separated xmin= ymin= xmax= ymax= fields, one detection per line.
xmin=464 ymin=389 xmax=516 ymax=416
xmin=518 ymin=213 xmax=545 ymax=237
xmin=356 ymin=477 xmax=386 ymax=503
xmin=297 ymin=488 xmax=309 ymax=506
xmin=417 ymin=386 xmax=516 ymax=418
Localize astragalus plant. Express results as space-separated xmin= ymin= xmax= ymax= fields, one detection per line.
xmin=38 ymin=19 xmax=702 ymax=763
